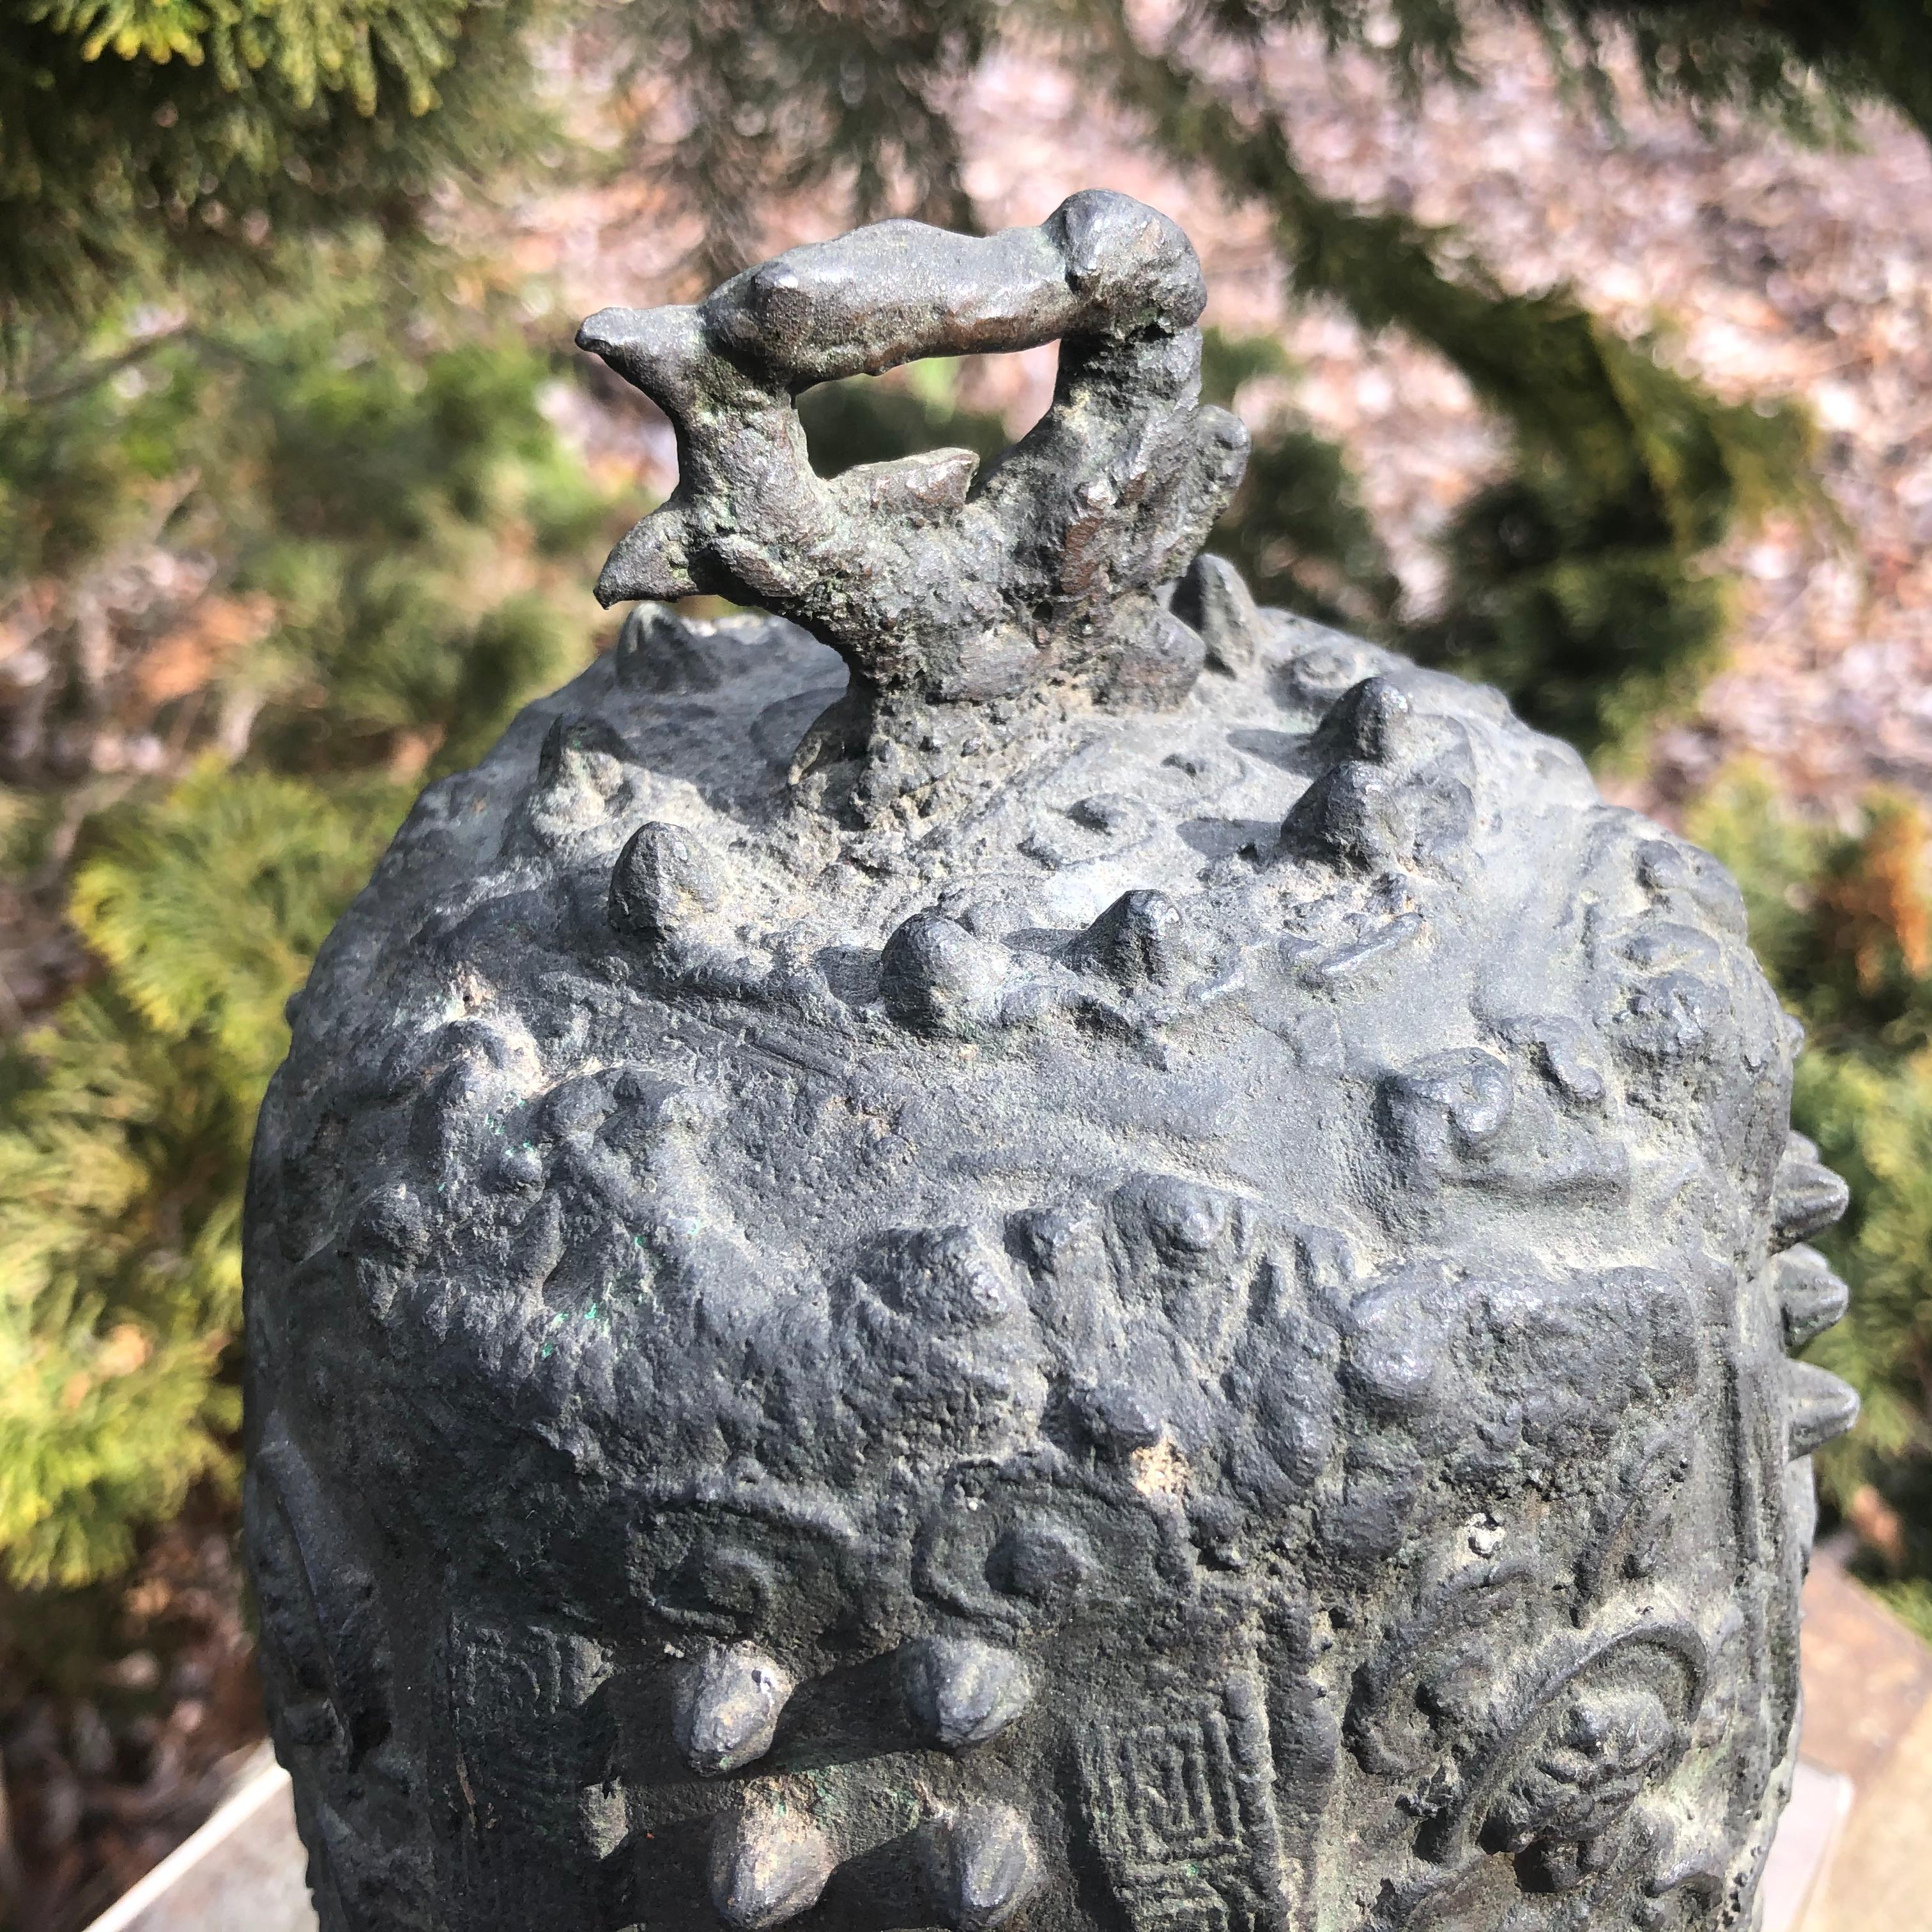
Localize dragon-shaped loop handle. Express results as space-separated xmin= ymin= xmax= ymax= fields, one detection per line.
xmin=578 ymin=190 xmax=1248 ymax=717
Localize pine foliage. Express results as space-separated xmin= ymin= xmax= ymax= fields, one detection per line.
xmin=1 ymin=0 xmax=545 ymax=320
xmin=0 ymin=768 xmax=406 ymax=1588
xmin=3 ymin=252 xmax=608 ymax=792
xmin=606 ymin=0 xmax=994 ymax=287
xmin=0 ymin=252 xmax=616 ymax=1590
xmin=1692 ymin=774 xmax=1932 ymax=1636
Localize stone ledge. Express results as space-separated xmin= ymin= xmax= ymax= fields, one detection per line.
xmin=83 ymin=1744 xmax=314 ymax=1932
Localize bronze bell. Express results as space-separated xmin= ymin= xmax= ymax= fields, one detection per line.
xmin=244 ymin=191 xmax=1854 ymax=1932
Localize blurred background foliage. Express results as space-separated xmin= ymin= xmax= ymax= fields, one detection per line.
xmin=8 ymin=0 xmax=1932 ymax=1920
xmin=1 ymin=263 xmax=608 ymax=1571
xmin=1692 ymin=773 xmax=1932 ymax=1638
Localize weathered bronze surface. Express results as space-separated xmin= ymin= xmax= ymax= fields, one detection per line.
xmin=244 ymin=193 xmax=1856 ymax=1932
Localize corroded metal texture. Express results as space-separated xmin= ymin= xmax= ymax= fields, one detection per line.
xmin=576 ymin=190 xmax=1247 ymax=718
xmin=244 ymin=193 xmax=1856 ymax=1932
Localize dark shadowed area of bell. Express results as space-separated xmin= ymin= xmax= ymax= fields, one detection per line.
xmin=241 ymin=192 xmax=1858 ymax=1932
